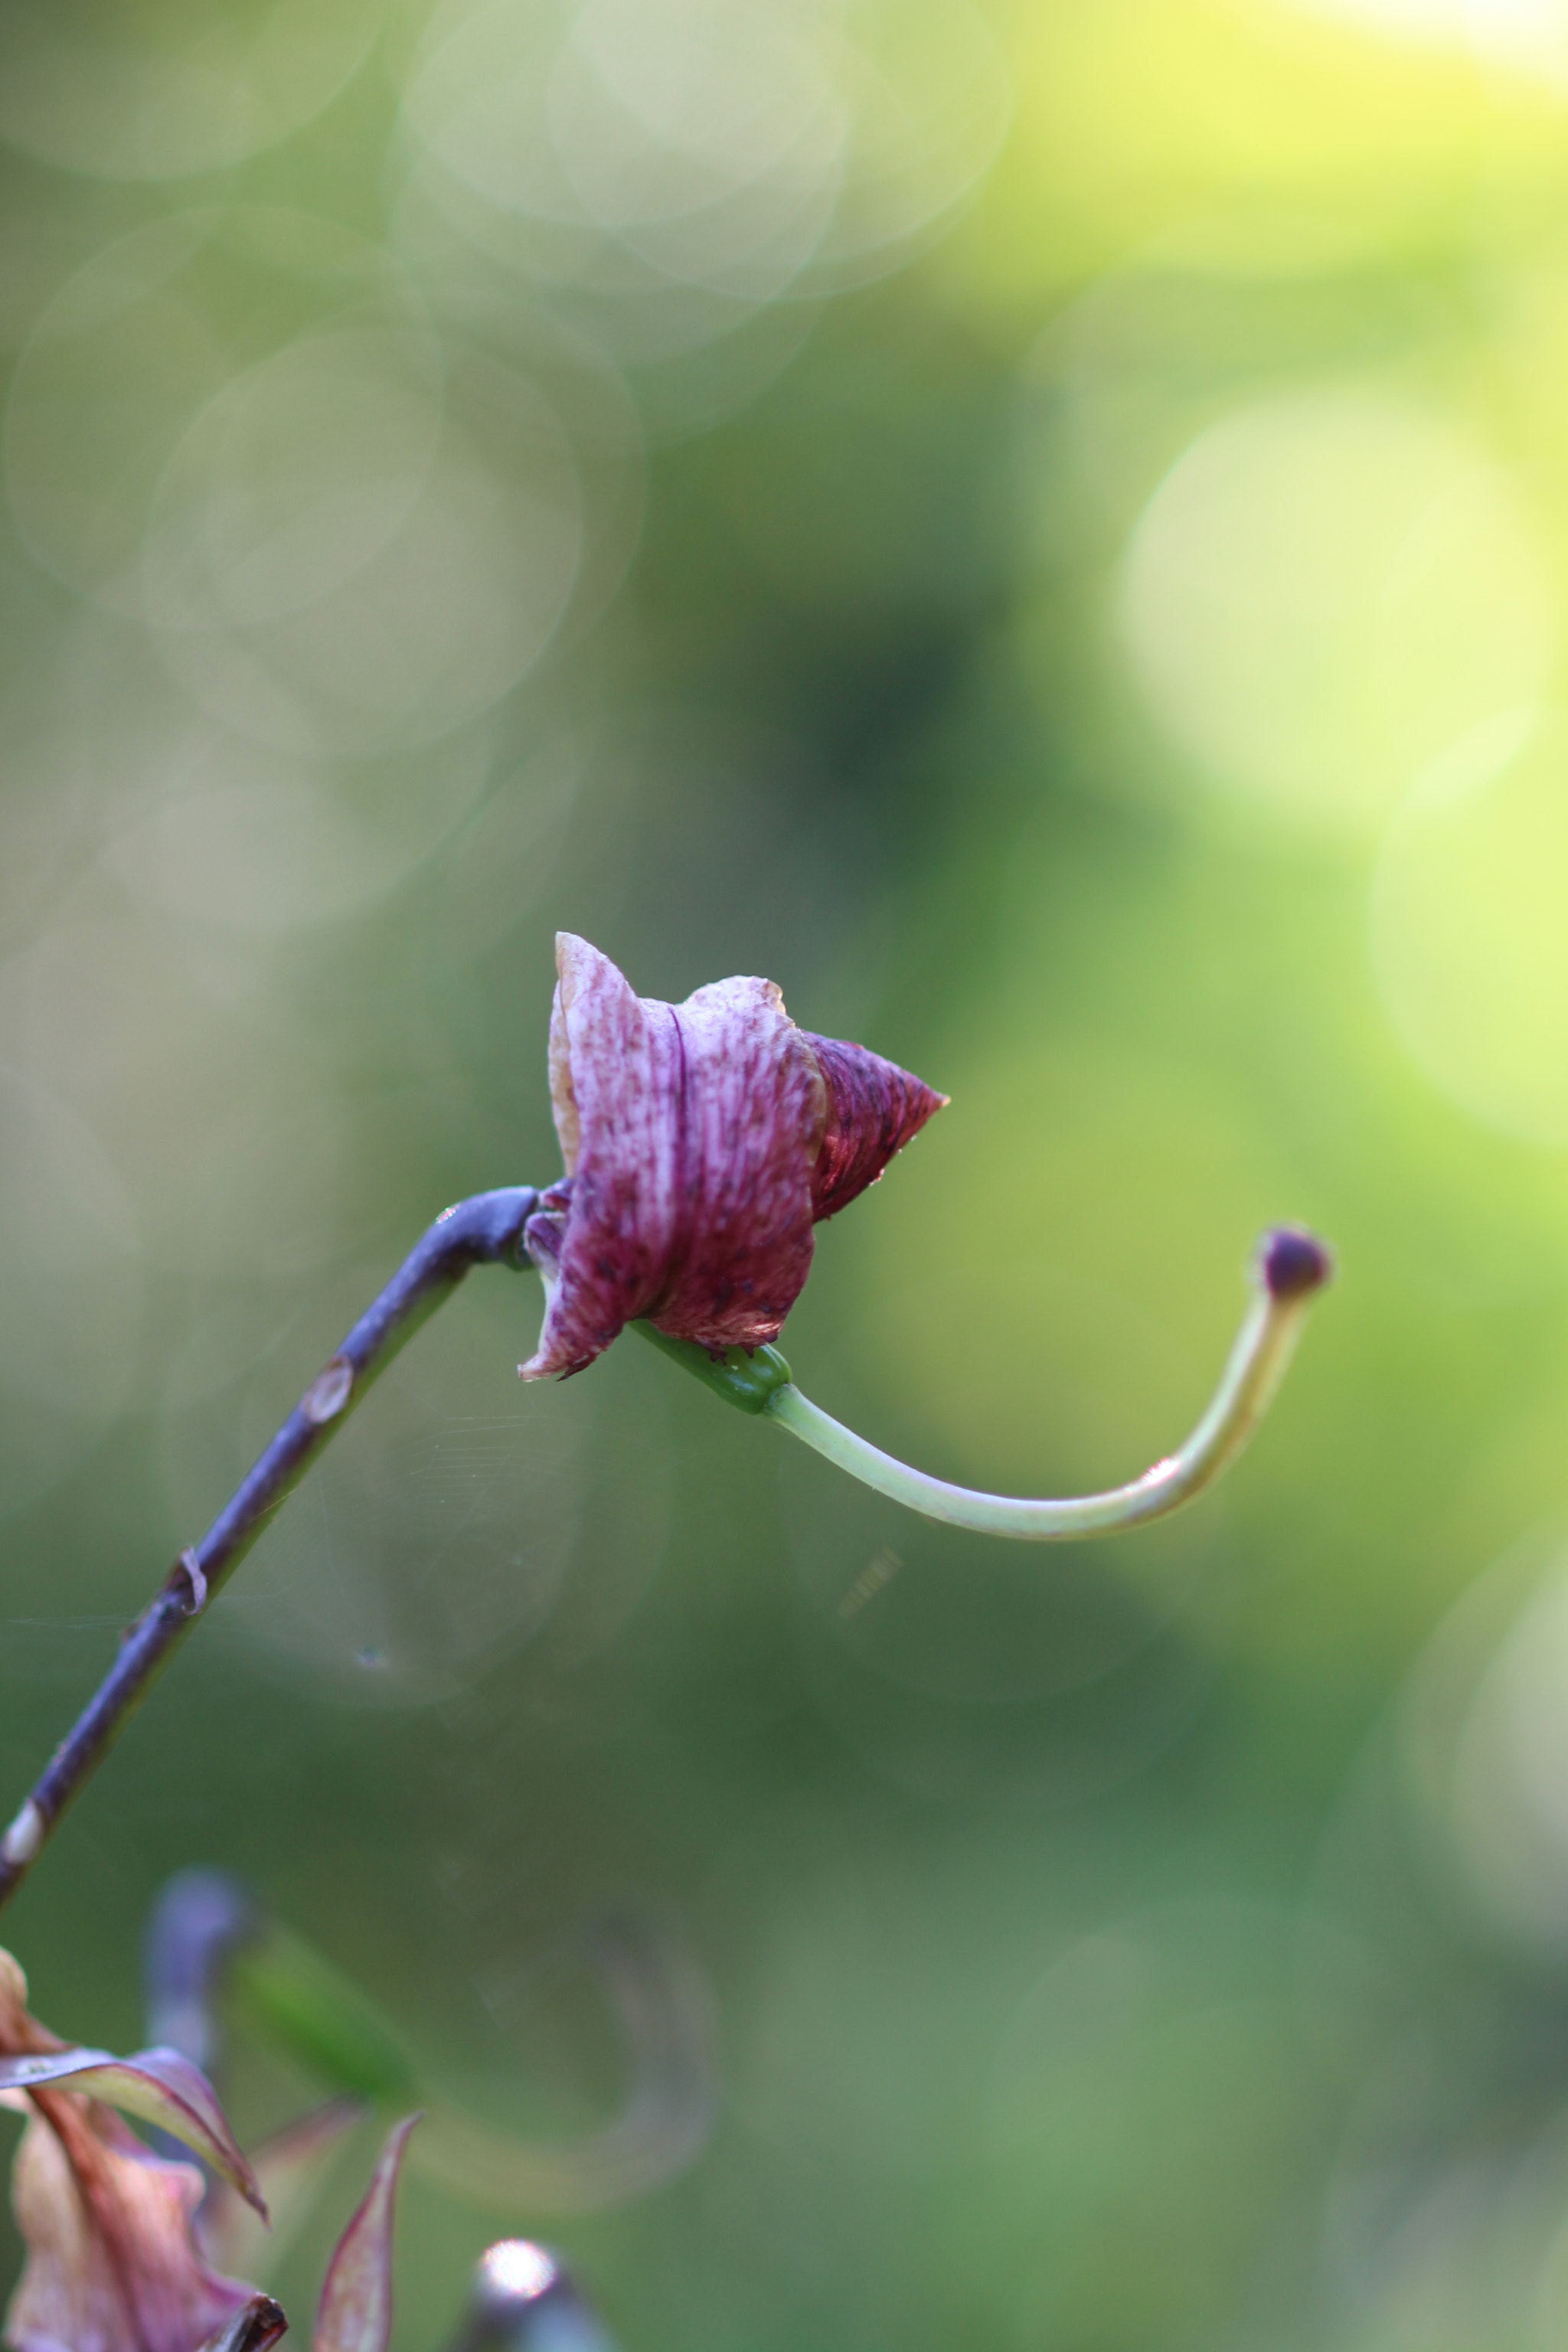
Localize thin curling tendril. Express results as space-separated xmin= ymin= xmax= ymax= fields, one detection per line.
xmin=639 ymin=1225 xmax=1331 ymax=1541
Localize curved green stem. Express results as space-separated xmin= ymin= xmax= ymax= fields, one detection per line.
xmin=760 ymin=1227 xmax=1331 ymax=1540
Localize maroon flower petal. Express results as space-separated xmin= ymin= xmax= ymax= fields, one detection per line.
xmin=313 ymin=2115 xmax=420 ymax=2352
xmin=803 ymin=1036 xmax=947 ymax=1223
xmin=642 ymin=973 xmax=827 ymax=1355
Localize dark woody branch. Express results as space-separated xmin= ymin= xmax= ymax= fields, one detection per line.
xmin=0 ymin=1187 xmax=540 ymax=1915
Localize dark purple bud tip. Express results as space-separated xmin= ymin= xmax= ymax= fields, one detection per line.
xmin=1259 ymin=1225 xmax=1334 ymax=1302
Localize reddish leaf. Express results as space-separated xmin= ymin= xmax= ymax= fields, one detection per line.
xmin=313 ymin=2115 xmax=420 ymax=2352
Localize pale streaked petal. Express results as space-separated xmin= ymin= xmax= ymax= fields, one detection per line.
xmin=5 ymin=2096 xmax=254 ymax=2352
xmin=642 ymin=973 xmax=825 ymax=1357
xmin=523 ymin=936 xmax=675 ymax=1377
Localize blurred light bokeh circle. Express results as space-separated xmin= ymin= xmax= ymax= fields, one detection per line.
xmin=402 ymin=0 xmax=850 ymax=301
xmin=1282 ymin=0 xmax=1568 ymax=82
xmin=0 ymin=0 xmax=387 ymax=180
xmin=1403 ymin=1536 xmax=1568 ymax=1958
xmin=0 ymin=1069 xmax=142 ymax=1514
xmin=5 ymin=209 xmax=441 ymax=621
xmin=392 ymin=0 xmax=1011 ymax=396
xmin=104 ymin=720 xmax=498 ymax=936
xmin=14 ymin=890 xmax=355 ymax=1272
xmin=1373 ymin=710 xmax=1568 ymax=1148
xmin=4 ymin=207 xmax=590 ymax=755
xmin=1119 ymin=386 xmax=1556 ymax=835
xmin=155 ymin=330 xmax=583 ymax=755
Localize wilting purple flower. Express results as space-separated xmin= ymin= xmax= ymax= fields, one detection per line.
xmin=521 ymin=935 xmax=946 ymax=1380
xmin=0 ymin=1943 xmax=420 ymax=2352
xmin=0 ymin=1946 xmax=263 ymax=2352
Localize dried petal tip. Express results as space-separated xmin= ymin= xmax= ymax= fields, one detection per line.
xmin=1258 ymin=1226 xmax=1334 ymax=1302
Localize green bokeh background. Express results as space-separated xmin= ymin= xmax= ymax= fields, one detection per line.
xmin=6 ymin=2 xmax=1568 ymax=2345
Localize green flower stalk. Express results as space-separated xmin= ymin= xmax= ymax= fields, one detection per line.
xmin=642 ymin=1224 xmax=1330 ymax=1538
